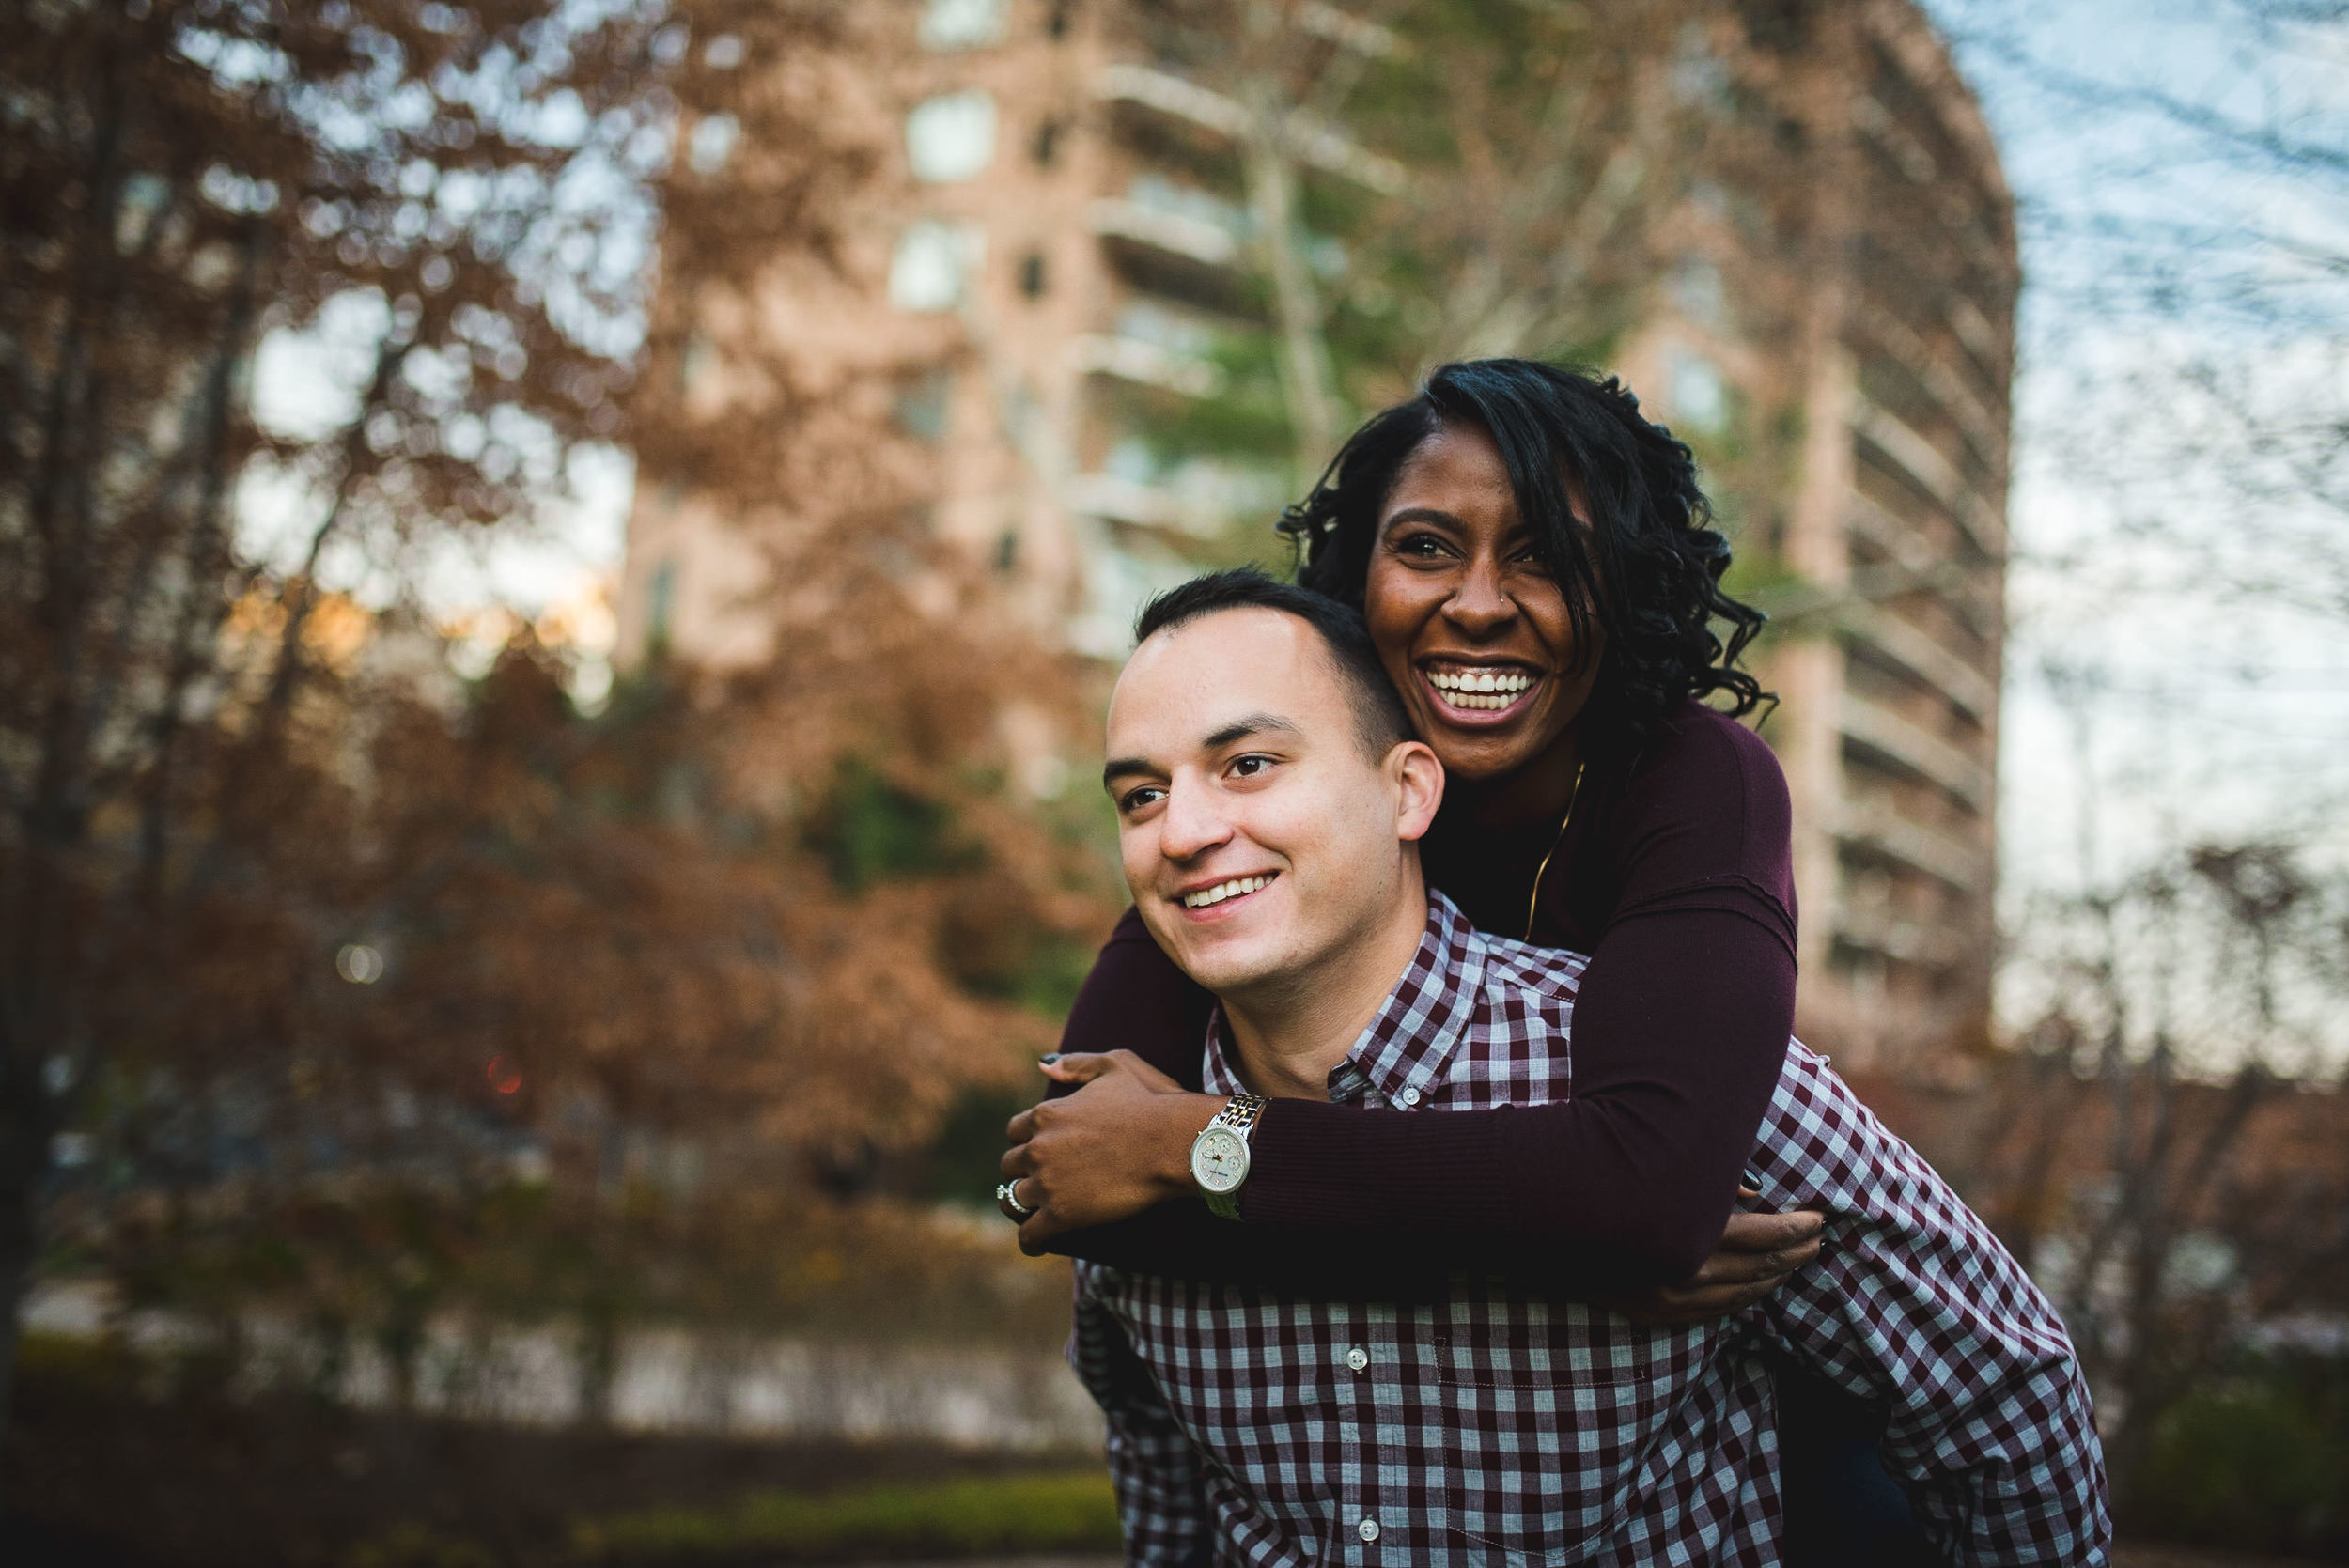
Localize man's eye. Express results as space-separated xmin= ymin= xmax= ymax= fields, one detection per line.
xmin=1120 ymin=785 xmax=1165 ymax=812
xmin=1230 ymin=754 xmax=1275 ymax=779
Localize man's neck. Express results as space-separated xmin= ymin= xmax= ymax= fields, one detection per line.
xmin=1217 ymin=874 xmax=1432 ymax=1101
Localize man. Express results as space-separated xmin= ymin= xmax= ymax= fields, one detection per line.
xmin=1066 ymin=569 xmax=2108 ymax=1565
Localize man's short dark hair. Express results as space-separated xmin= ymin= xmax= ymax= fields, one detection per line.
xmin=1134 ymin=567 xmax=1415 ymax=760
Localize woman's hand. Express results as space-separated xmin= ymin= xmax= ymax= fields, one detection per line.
xmin=1000 ymin=1050 xmax=1225 ymax=1255
xmin=1610 ymin=1197 xmax=1826 ymax=1326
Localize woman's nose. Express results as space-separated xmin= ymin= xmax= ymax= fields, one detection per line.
xmin=1442 ymin=557 xmax=1517 ymax=636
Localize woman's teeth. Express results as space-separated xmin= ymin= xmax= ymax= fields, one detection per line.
xmin=1428 ymin=669 xmax=1533 ymax=711
xmin=1182 ymin=875 xmax=1271 ymax=909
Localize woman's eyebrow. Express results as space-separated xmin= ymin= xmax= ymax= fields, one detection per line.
xmin=1381 ymin=505 xmax=1463 ymax=531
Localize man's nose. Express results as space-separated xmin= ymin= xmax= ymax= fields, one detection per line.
xmin=1159 ymin=778 xmax=1234 ymax=862
xmin=1442 ymin=555 xmax=1518 ymax=637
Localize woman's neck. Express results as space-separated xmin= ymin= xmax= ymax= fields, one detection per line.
xmin=1445 ymin=723 xmax=1584 ymax=829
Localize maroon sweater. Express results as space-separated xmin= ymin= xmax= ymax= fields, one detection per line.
xmin=1049 ymin=700 xmax=1797 ymax=1290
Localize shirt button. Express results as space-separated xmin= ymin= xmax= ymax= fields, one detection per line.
xmin=1400 ymin=1086 xmax=1421 ymax=1106
xmin=1346 ymin=1346 xmax=1369 ymax=1372
xmin=1357 ymin=1516 xmax=1381 ymax=1542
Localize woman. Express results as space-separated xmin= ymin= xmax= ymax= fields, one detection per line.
xmin=1003 ymin=360 xmax=1926 ymax=1560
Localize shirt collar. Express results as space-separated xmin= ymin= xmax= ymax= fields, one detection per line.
xmin=1202 ymin=889 xmax=1486 ymax=1109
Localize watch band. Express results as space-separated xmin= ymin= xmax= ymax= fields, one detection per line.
xmin=1215 ymin=1091 xmax=1268 ymax=1138
xmin=1199 ymin=1092 xmax=1268 ymax=1219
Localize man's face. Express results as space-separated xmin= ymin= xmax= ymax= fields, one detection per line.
xmin=1103 ymin=608 xmax=1438 ymax=999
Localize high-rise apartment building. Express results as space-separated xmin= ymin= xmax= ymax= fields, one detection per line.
xmin=618 ymin=0 xmax=2015 ymax=1075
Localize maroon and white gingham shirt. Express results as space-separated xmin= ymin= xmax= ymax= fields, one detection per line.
xmin=1071 ymin=891 xmax=2109 ymax=1566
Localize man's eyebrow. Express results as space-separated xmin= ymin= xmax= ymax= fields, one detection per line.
xmin=1101 ymin=756 xmax=1155 ymax=789
xmin=1203 ymin=712 xmax=1302 ymax=751
xmin=1101 ymin=713 xmax=1303 ymax=791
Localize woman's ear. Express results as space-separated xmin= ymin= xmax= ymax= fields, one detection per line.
xmin=1390 ymin=740 xmax=1444 ymax=843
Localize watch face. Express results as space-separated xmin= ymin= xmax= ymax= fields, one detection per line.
xmin=1191 ymin=1126 xmax=1250 ymax=1194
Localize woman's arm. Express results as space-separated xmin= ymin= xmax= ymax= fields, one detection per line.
xmin=1016 ymin=895 xmax=1797 ymax=1285
xmin=1240 ymin=894 xmax=1795 ymax=1281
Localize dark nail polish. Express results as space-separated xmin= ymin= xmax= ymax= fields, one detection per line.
xmin=1040 ymin=1053 xmax=1060 ymax=1064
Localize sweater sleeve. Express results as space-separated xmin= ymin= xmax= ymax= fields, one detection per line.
xmin=1050 ymin=708 xmax=1799 ymax=1288
xmin=1052 ymin=906 xmax=1213 ymax=1090
xmin=1239 ymin=899 xmax=1793 ymax=1281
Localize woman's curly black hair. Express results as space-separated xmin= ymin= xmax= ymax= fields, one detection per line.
xmin=1275 ymin=358 xmax=1770 ymax=751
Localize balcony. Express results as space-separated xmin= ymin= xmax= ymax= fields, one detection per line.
xmin=1063 ymin=474 xmax=1230 ymax=542
xmin=1086 ymin=196 xmax=1240 ymax=268
xmin=1835 ymin=800 xmax=1984 ymax=893
xmin=1839 ymin=600 xmax=1995 ymax=722
xmin=1852 ymin=396 xmax=2003 ymax=556
xmin=1828 ymin=911 xmax=1968 ymax=969
xmin=1070 ymin=333 xmax=1225 ymax=397
xmin=1840 ymin=690 xmax=1992 ymax=814
xmin=1095 ymin=63 xmax=1409 ymax=195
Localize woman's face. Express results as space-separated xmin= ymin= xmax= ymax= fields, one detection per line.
xmin=1362 ymin=421 xmax=1605 ymax=784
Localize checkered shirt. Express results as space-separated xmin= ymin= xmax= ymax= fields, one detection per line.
xmin=1070 ymin=891 xmax=2109 ymax=1567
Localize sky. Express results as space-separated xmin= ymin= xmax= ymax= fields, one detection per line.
xmin=245 ymin=0 xmax=2349 ymax=940
xmin=1925 ymin=0 xmax=2349 ymax=900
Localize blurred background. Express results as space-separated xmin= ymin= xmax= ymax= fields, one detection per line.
xmin=2 ymin=0 xmax=2344 ymax=1562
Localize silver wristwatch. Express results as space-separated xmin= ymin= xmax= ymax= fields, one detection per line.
xmin=1190 ymin=1093 xmax=1268 ymax=1220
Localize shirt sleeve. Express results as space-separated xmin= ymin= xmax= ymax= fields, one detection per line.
xmin=1753 ymin=1049 xmax=2113 ymax=1565
xmin=1067 ymin=1268 xmax=1215 ymax=1567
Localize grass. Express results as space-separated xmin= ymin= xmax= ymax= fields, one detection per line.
xmin=349 ymin=1470 xmax=1122 ymax=1566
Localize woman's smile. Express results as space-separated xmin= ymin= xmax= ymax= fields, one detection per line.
xmin=1419 ymin=660 xmax=1543 ymax=719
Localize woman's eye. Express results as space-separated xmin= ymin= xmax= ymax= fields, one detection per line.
xmin=1391 ymin=532 xmax=1451 ymax=560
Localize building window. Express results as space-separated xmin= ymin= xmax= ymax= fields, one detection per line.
xmin=1018 ymin=251 xmax=1047 ymax=298
xmin=995 ymin=529 xmax=1019 ymax=572
xmin=687 ymin=113 xmax=739 ymax=175
xmin=893 ymin=368 xmax=954 ymax=442
xmin=906 ymin=90 xmax=998 ymax=182
xmin=1033 ymin=116 xmax=1064 ymax=166
xmin=919 ymin=0 xmax=1007 ymax=51
xmin=1047 ymin=0 xmax=1074 ymax=39
xmin=678 ymin=333 xmax=716 ymax=396
xmin=646 ymin=557 xmax=677 ymax=657
xmin=1666 ymin=345 xmax=1729 ymax=433
xmin=888 ymin=221 xmax=985 ymax=312
xmin=1671 ymin=258 xmax=1727 ymax=331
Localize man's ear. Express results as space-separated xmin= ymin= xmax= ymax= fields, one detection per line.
xmin=1388 ymin=739 xmax=1444 ymax=843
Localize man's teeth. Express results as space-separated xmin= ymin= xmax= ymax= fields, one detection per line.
xmin=1427 ymin=669 xmax=1534 ymax=710
xmin=1182 ymin=875 xmax=1271 ymax=909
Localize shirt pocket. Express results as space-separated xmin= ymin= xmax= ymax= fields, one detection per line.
xmin=1424 ymin=1299 xmax=1704 ymax=1565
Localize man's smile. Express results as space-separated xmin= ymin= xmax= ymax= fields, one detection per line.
xmin=1174 ymin=871 xmax=1279 ymax=913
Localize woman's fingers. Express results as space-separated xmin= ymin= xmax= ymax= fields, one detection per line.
xmin=1718 ymin=1207 xmax=1825 ymax=1254
xmin=1039 ymin=1051 xmax=1110 ymax=1083
xmin=1039 ymin=1049 xmax=1185 ymax=1094
xmin=1689 ymin=1236 xmax=1822 ymax=1288
xmin=1615 ymin=1207 xmax=1828 ymax=1324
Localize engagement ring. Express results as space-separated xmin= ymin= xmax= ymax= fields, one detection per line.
xmin=996 ymin=1179 xmax=1036 ymax=1221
